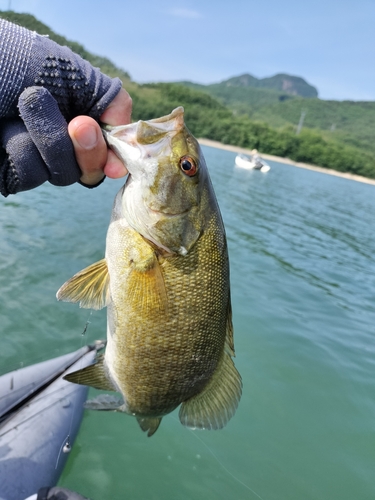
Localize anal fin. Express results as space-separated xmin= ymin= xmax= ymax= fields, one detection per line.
xmin=136 ymin=416 xmax=162 ymax=437
xmin=64 ymin=355 xmax=116 ymax=392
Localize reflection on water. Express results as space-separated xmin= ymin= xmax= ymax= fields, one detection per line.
xmin=0 ymin=145 xmax=375 ymax=499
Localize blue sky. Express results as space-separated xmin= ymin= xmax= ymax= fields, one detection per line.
xmin=3 ymin=0 xmax=375 ymax=101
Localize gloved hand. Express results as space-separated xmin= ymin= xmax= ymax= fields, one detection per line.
xmin=0 ymin=19 xmax=123 ymax=196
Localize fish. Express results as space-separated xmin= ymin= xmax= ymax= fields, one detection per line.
xmin=57 ymin=107 xmax=242 ymax=437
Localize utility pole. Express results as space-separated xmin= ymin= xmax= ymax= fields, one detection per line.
xmin=296 ymin=110 xmax=306 ymax=135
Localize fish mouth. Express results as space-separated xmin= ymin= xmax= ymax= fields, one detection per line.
xmin=148 ymin=207 xmax=189 ymax=218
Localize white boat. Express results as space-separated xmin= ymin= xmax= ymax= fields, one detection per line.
xmin=235 ymin=153 xmax=270 ymax=173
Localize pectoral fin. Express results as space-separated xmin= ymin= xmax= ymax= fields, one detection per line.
xmin=136 ymin=416 xmax=162 ymax=437
xmin=64 ymin=355 xmax=116 ymax=392
xmin=179 ymin=352 xmax=242 ymax=430
xmin=56 ymin=259 xmax=109 ymax=310
xmin=127 ymin=252 xmax=168 ymax=314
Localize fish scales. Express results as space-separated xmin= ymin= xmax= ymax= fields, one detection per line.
xmin=109 ymin=212 xmax=228 ymax=416
xmin=57 ymin=107 xmax=242 ymax=436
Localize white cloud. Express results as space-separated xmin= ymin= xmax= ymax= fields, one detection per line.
xmin=168 ymin=8 xmax=202 ymax=19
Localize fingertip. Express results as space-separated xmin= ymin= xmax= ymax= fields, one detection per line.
xmin=103 ymin=150 xmax=128 ymax=178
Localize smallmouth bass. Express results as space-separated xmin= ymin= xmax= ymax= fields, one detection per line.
xmin=57 ymin=107 xmax=242 ymax=436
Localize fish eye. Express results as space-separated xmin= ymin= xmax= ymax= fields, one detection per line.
xmin=179 ymin=156 xmax=198 ymax=177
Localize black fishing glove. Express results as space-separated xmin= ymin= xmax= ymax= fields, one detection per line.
xmin=0 ymin=18 xmax=122 ymax=196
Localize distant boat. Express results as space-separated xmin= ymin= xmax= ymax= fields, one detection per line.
xmin=235 ymin=153 xmax=270 ymax=173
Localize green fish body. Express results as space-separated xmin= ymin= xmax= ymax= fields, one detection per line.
xmin=57 ymin=107 xmax=241 ymax=436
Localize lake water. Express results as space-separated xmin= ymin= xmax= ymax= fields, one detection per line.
xmin=1 ymin=145 xmax=374 ymax=500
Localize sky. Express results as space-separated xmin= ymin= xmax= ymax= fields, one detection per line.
xmin=2 ymin=0 xmax=375 ymax=101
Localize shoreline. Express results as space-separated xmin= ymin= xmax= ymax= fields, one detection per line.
xmin=198 ymin=138 xmax=375 ymax=187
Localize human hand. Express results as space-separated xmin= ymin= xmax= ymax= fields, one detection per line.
xmin=0 ymin=18 xmax=127 ymax=196
xmin=0 ymin=84 xmax=127 ymax=196
xmin=68 ymin=89 xmax=132 ymax=186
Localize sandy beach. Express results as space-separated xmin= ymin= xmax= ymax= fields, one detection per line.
xmin=198 ymin=138 xmax=375 ymax=187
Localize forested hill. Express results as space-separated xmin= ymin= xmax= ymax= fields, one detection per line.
xmin=217 ymin=73 xmax=318 ymax=98
xmin=178 ymin=79 xmax=375 ymax=157
xmin=1 ymin=10 xmax=375 ymax=179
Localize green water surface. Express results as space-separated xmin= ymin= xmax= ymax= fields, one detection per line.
xmin=0 ymin=145 xmax=374 ymax=499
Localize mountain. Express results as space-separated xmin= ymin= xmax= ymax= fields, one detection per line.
xmin=176 ymin=78 xmax=375 ymax=156
xmin=220 ymin=73 xmax=318 ymax=98
xmin=1 ymin=10 xmax=375 ymax=178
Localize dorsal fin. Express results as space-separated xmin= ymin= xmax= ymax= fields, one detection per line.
xmin=225 ymin=294 xmax=235 ymax=356
xmin=179 ymin=351 xmax=242 ymax=430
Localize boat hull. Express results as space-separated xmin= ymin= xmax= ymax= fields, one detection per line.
xmin=0 ymin=344 xmax=103 ymax=500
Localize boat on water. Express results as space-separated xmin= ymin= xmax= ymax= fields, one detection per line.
xmin=235 ymin=153 xmax=271 ymax=173
xmin=0 ymin=342 xmax=104 ymax=500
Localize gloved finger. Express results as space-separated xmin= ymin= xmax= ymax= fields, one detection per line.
xmin=0 ymin=118 xmax=49 ymax=196
xmin=18 ymin=86 xmax=82 ymax=186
